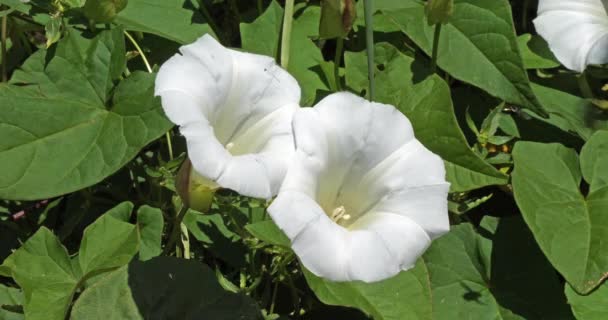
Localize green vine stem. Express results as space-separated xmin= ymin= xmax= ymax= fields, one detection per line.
xmin=334 ymin=37 xmax=344 ymax=91
xmin=430 ymin=23 xmax=442 ymax=74
xmin=124 ymin=30 xmax=174 ymax=161
xmin=2 ymin=12 xmax=7 ymax=82
xmin=162 ymin=205 xmax=190 ymax=256
xmin=199 ymin=0 xmax=221 ymax=40
xmin=280 ymin=0 xmax=294 ymax=69
xmin=578 ymin=71 xmax=594 ymax=99
xmin=363 ymin=0 xmax=375 ymax=100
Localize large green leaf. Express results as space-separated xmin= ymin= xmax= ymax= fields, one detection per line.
xmin=0 ymin=284 xmax=23 ymax=320
xmin=304 ymin=261 xmax=432 ymax=320
xmin=78 ymin=203 xmax=139 ymax=276
xmin=127 ymin=257 xmax=262 ymax=319
xmin=1 ymin=228 xmax=77 ymax=320
xmin=512 ymin=132 xmax=608 ymax=294
xmin=0 ymin=29 xmax=171 ymax=200
xmin=70 ymin=266 xmax=142 ymax=320
xmin=531 ymin=83 xmax=608 ymax=141
xmin=136 ymin=205 xmax=164 ymax=261
xmin=424 ymin=217 xmax=572 ymax=319
xmin=516 ymin=34 xmax=559 ymax=70
xmin=566 ymin=283 xmax=608 ymax=320
xmin=72 ymin=257 xmax=263 ymax=319
xmin=115 ymin=0 xmax=214 ymax=44
xmin=0 ymin=203 xmax=140 ymax=320
xmin=345 ymin=43 xmax=507 ymax=191
xmin=245 ymin=220 xmax=290 ymax=248
xmin=381 ymin=0 xmax=547 ymax=116
xmin=240 ymin=1 xmax=329 ymax=105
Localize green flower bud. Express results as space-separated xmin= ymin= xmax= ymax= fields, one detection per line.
xmin=425 ymin=0 xmax=454 ymax=25
xmin=319 ymin=0 xmax=356 ymax=39
xmin=175 ymin=158 xmax=217 ymax=213
xmin=83 ymin=0 xmax=128 ymax=23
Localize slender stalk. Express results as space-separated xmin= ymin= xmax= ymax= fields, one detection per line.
xmin=334 ymin=37 xmax=344 ymax=91
xmin=363 ymin=0 xmax=375 ymax=100
xmin=2 ymin=13 xmax=7 ymax=82
xmin=578 ymin=71 xmax=593 ymax=99
xmin=521 ymin=0 xmax=530 ymax=32
xmin=269 ymin=281 xmax=279 ymax=314
xmin=199 ymin=0 xmax=221 ymax=39
xmin=430 ymin=23 xmax=442 ymax=74
xmin=228 ymin=0 xmax=241 ymax=22
xmin=162 ymin=205 xmax=189 ymax=256
xmin=125 ymin=31 xmax=174 ymax=160
xmin=257 ymin=0 xmax=264 ymax=15
xmin=280 ymin=0 xmax=295 ymax=69
xmin=180 ymin=222 xmax=191 ymax=259
xmin=124 ymin=31 xmax=152 ymax=73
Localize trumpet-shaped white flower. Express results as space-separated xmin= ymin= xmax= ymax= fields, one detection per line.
xmin=155 ymin=35 xmax=301 ymax=199
xmin=268 ymin=92 xmax=450 ymax=282
xmin=534 ymin=0 xmax=608 ymax=72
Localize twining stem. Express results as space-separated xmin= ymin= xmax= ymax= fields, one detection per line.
xmin=2 ymin=13 xmax=7 ymax=82
xmin=124 ymin=31 xmax=174 ymax=160
xmin=363 ymin=0 xmax=375 ymax=100
xmin=578 ymin=71 xmax=594 ymax=99
xmin=199 ymin=0 xmax=221 ymax=39
xmin=162 ymin=205 xmax=189 ymax=256
xmin=124 ymin=31 xmax=152 ymax=73
xmin=180 ymin=222 xmax=191 ymax=259
xmin=269 ymin=281 xmax=279 ymax=314
xmin=430 ymin=23 xmax=442 ymax=74
xmin=334 ymin=37 xmax=344 ymax=91
xmin=521 ymin=0 xmax=530 ymax=32
xmin=280 ymin=0 xmax=295 ymax=69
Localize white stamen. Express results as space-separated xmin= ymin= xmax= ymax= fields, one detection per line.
xmin=331 ymin=206 xmax=350 ymax=223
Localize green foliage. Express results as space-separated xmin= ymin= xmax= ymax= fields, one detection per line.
xmin=0 ymin=28 xmax=171 ymax=200
xmin=304 ymin=262 xmax=432 ymax=320
xmin=381 ymin=0 xmax=547 ymax=117
xmin=115 ymin=0 xmax=214 ymax=44
xmin=424 ymin=217 xmax=572 ymax=319
xmin=512 ymin=132 xmax=608 ymax=294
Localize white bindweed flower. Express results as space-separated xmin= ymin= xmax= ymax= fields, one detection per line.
xmin=534 ymin=0 xmax=608 ymax=72
xmin=268 ymin=92 xmax=450 ymax=282
xmin=155 ymin=34 xmax=301 ymax=199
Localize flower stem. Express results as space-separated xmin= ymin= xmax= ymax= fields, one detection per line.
xmin=280 ymin=0 xmax=294 ymax=69
xmin=124 ymin=31 xmax=174 ymax=160
xmin=431 ymin=23 xmax=442 ymax=74
xmin=334 ymin=37 xmax=344 ymax=91
xmin=257 ymin=0 xmax=264 ymax=15
xmin=363 ymin=0 xmax=375 ymax=100
xmin=578 ymin=71 xmax=593 ymax=99
xmin=162 ymin=205 xmax=189 ymax=256
xmin=124 ymin=31 xmax=152 ymax=73
xmin=198 ymin=0 xmax=221 ymax=39
xmin=521 ymin=0 xmax=530 ymax=32
xmin=2 ymin=13 xmax=7 ymax=82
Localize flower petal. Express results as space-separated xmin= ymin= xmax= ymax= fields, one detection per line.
xmin=270 ymin=92 xmax=449 ymax=282
xmin=349 ymin=212 xmax=431 ymax=271
xmin=534 ymin=0 xmax=608 ymax=72
xmin=155 ymin=34 xmax=300 ymax=198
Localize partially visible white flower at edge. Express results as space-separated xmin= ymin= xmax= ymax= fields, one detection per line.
xmin=534 ymin=0 xmax=608 ymax=72
xmin=269 ymin=92 xmax=450 ymax=282
xmin=155 ymin=34 xmax=300 ymax=199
